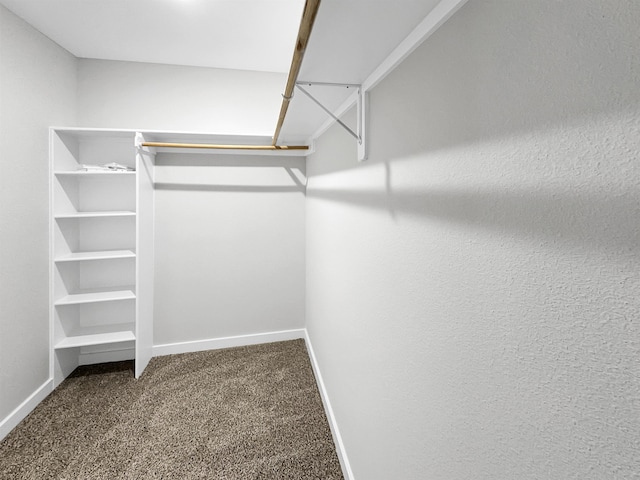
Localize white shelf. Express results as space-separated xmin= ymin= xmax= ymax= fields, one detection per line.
xmin=55 ymin=288 xmax=136 ymax=306
xmin=55 ymin=171 xmax=136 ymax=176
xmin=51 ymin=127 xmax=155 ymax=382
xmin=55 ymin=324 xmax=135 ymax=349
xmin=54 ymin=211 xmax=136 ymax=219
xmin=55 ymin=250 xmax=136 ymax=262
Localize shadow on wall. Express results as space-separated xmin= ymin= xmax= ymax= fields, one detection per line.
xmin=307 ymin=184 xmax=640 ymax=256
xmin=154 ymin=182 xmax=304 ymax=194
xmin=154 ymin=153 xmax=306 ymax=193
xmin=306 ymin=0 xmax=640 ymax=260
xmin=154 ymin=153 xmax=305 ymax=169
xmin=309 ymin=1 xmax=640 ymax=177
xmin=308 ymin=103 xmax=640 ymax=258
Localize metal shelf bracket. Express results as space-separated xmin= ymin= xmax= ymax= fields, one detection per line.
xmin=295 ymin=81 xmax=368 ymax=161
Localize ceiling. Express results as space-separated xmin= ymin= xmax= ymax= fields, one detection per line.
xmin=0 ymin=0 xmax=305 ymax=72
xmin=1 ymin=0 xmax=447 ymax=143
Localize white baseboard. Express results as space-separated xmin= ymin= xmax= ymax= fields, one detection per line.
xmin=304 ymin=331 xmax=355 ymax=480
xmin=152 ymin=328 xmax=306 ymax=357
xmin=0 ymin=379 xmax=53 ymax=442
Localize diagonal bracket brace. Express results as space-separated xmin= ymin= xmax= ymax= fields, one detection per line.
xmin=295 ymin=82 xmax=368 ymax=161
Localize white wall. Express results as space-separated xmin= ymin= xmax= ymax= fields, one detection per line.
xmin=77 ymin=59 xmax=305 ymax=348
xmin=77 ymin=59 xmax=285 ymax=135
xmin=0 ymin=5 xmax=76 ymax=425
xmin=305 ymin=1 xmax=640 ymax=479
xmin=153 ymin=153 xmax=306 ymax=347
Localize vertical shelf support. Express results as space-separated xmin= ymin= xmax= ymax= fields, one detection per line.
xmin=134 ymin=132 xmax=155 ymax=379
xmin=295 ymin=81 xmax=368 ymax=161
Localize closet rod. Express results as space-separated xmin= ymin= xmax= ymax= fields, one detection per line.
xmin=140 ymin=142 xmax=308 ymax=151
xmin=272 ymin=0 xmax=321 ymax=146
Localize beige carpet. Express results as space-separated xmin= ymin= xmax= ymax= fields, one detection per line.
xmin=0 ymin=339 xmax=343 ymax=479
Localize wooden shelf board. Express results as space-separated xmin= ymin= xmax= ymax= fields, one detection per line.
xmin=55 ymin=327 xmax=135 ymax=349
xmin=55 ymin=250 xmax=136 ymax=262
xmin=55 ymin=288 xmax=136 ymax=306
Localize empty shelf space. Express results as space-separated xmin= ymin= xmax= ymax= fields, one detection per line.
xmin=55 ymin=288 xmax=136 ymax=306
xmin=55 ymin=324 xmax=135 ymax=349
xmin=55 ymin=250 xmax=136 ymax=262
xmin=55 ymin=211 xmax=136 ymax=219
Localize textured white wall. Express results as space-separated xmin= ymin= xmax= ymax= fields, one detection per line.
xmin=77 ymin=59 xmax=285 ymax=135
xmin=0 ymin=6 xmax=76 ymax=421
xmin=153 ymin=153 xmax=306 ymax=345
xmin=306 ymin=1 xmax=640 ymax=479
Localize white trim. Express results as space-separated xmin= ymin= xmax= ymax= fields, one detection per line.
xmin=49 ymin=126 xmax=272 ymax=141
xmin=152 ymin=328 xmax=306 ymax=357
xmin=79 ymin=347 xmax=135 ymax=366
xmin=307 ymin=0 xmax=469 ymax=145
xmin=0 ymin=379 xmax=53 ymax=441
xmin=304 ymin=331 xmax=355 ymax=480
xmin=49 ymin=128 xmax=55 ymax=382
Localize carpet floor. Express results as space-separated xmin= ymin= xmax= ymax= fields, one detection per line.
xmin=0 ymin=339 xmax=343 ymax=479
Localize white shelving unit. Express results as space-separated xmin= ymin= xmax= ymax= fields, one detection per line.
xmin=50 ymin=128 xmax=155 ymax=386
xmin=49 ymin=127 xmax=297 ymax=386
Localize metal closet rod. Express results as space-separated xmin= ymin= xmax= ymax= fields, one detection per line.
xmin=140 ymin=142 xmax=308 ymax=151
